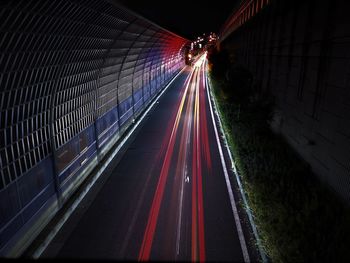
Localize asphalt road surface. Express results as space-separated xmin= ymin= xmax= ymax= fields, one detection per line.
xmin=40 ymin=54 xmax=253 ymax=262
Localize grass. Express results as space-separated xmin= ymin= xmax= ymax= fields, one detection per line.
xmin=207 ymin=53 xmax=350 ymax=262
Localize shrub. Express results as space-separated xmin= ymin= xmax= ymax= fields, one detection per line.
xmin=208 ymin=49 xmax=350 ymax=262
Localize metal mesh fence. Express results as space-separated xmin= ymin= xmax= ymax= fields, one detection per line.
xmin=0 ymin=0 xmax=187 ymax=255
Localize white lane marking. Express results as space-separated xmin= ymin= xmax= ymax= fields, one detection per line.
xmin=204 ymin=62 xmax=250 ymax=263
xmin=205 ymin=61 xmax=267 ymax=262
xmin=32 ymin=67 xmax=188 ymax=259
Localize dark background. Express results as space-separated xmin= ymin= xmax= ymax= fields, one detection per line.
xmin=116 ymin=0 xmax=240 ymax=40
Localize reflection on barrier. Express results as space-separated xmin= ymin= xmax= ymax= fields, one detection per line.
xmin=0 ymin=0 xmax=188 ymax=256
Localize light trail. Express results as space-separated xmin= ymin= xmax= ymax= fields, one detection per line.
xmin=191 ymin=55 xmax=207 ymax=262
xmin=120 ymin=71 xmax=194 ymax=257
xmin=173 ymin=69 xmax=196 ymax=257
xmin=191 ymin=69 xmax=199 ymax=261
xmin=138 ymin=52 xmax=251 ymax=261
xmin=200 ymin=61 xmax=212 ymax=171
xmin=196 ymin=66 xmax=206 ymax=262
xmin=138 ymin=69 xmax=195 ymax=261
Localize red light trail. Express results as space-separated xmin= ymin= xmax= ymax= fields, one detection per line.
xmin=138 ymin=53 xmax=245 ymax=261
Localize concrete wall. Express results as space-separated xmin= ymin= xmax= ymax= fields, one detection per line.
xmin=220 ymin=0 xmax=350 ymax=203
xmin=0 ymin=0 xmax=187 ymax=255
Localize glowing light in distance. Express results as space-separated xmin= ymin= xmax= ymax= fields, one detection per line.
xmin=194 ymin=53 xmax=207 ymax=68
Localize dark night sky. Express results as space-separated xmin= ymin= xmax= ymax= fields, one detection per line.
xmin=116 ymin=1 xmax=240 ymax=40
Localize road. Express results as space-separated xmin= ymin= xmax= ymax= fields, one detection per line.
xmin=40 ymin=53 xmax=252 ymax=261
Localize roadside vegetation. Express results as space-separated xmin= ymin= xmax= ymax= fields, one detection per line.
xmin=207 ymin=47 xmax=350 ymax=262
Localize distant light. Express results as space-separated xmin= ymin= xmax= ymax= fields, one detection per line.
xmin=188 ymin=54 xmax=192 ymax=58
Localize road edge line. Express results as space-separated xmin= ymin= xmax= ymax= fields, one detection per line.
xmin=205 ymin=61 xmax=267 ymax=262
xmin=204 ymin=62 xmax=250 ymax=263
